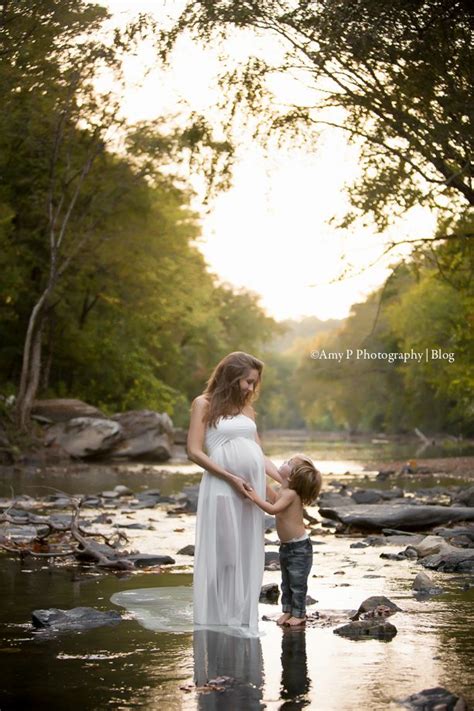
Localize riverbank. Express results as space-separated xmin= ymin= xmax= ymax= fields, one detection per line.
xmin=365 ymin=456 xmax=474 ymax=480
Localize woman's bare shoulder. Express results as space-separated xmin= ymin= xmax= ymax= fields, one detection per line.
xmin=191 ymin=395 xmax=209 ymax=413
xmin=242 ymin=404 xmax=256 ymax=420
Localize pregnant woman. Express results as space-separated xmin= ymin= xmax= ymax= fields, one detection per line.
xmin=187 ymin=351 xmax=281 ymax=632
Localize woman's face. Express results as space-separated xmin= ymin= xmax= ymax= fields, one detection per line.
xmin=238 ymin=368 xmax=259 ymax=398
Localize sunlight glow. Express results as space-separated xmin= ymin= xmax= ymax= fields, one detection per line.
xmin=97 ymin=0 xmax=438 ymax=321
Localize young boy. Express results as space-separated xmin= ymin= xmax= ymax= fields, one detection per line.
xmin=248 ymin=454 xmax=322 ymax=626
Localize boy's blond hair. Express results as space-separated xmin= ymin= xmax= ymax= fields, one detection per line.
xmin=288 ymin=455 xmax=322 ymax=506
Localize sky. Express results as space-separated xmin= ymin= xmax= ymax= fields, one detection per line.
xmin=96 ymin=0 xmax=437 ymax=322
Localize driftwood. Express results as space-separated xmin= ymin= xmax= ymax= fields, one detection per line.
xmin=0 ymin=495 xmax=135 ymax=570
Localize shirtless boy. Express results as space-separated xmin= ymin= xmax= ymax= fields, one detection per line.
xmin=248 ymin=454 xmax=322 ymax=626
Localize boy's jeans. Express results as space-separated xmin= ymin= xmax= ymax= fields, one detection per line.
xmin=279 ymin=537 xmax=313 ymax=618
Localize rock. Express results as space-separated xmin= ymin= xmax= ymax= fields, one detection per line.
xmin=380 ymin=552 xmax=408 ymax=561
xmin=137 ymin=488 xmax=161 ymax=498
xmin=177 ymin=545 xmax=195 ymax=556
xmin=75 ymin=540 xmax=123 ymax=562
xmin=453 ymin=485 xmax=474 ymax=508
xmin=114 ymin=485 xmax=133 ymax=496
xmin=397 ymin=686 xmax=470 ymax=710
xmin=412 ymin=572 xmax=443 ymax=595
xmin=319 ymin=492 xmax=352 ymax=507
xmin=364 ymin=535 xmax=386 ymax=546
xmin=319 ymin=504 xmax=474 ymax=531
xmin=404 ymin=535 xmax=448 ymax=558
xmin=306 ymin=595 xmax=317 ymax=605
xmin=380 ymin=488 xmax=404 ymax=500
xmin=101 ymin=490 xmax=121 ymax=499
xmin=351 ymin=489 xmax=384 ymax=504
xmin=351 ymin=596 xmax=402 ymax=621
xmin=174 ymin=485 xmax=200 ymax=514
xmin=116 ymin=522 xmax=151 ymax=530
xmin=82 ymin=496 xmax=101 ymax=508
xmin=376 ymin=470 xmax=395 ymax=480
xmin=333 ymin=619 xmax=397 ymax=640
xmin=420 ymin=544 xmax=474 ymax=573
xmin=45 ymin=417 xmax=122 ymax=458
xmin=321 ymin=519 xmax=337 ymax=528
xmin=259 ymin=583 xmax=279 ymax=603
xmin=127 ymin=553 xmax=175 ymax=567
xmin=109 ymin=410 xmax=173 ymax=461
xmin=32 ymin=398 xmax=105 ymax=422
xmin=128 ymin=499 xmax=158 ymax=510
xmin=264 ymin=515 xmax=276 ymax=531
xmin=265 ymin=551 xmax=280 ymax=570
xmin=382 ymin=530 xmax=425 ymax=547
xmin=0 ymin=523 xmax=50 ymax=542
xmin=32 ymin=607 xmax=121 ymax=631
xmin=350 ymin=542 xmax=369 ymax=548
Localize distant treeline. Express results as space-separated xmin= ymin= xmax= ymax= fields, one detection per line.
xmin=259 ymin=239 xmax=474 ymax=436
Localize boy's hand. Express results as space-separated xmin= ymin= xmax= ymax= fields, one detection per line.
xmin=245 ymin=486 xmax=258 ymax=502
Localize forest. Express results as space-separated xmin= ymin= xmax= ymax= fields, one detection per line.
xmin=0 ymin=0 xmax=472 ymax=435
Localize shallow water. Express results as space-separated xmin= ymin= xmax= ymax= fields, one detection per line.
xmin=1 ymin=437 xmax=473 ymax=709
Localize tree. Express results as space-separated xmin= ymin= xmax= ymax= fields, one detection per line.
xmin=0 ymin=1 xmax=233 ymax=429
xmin=166 ymin=0 xmax=473 ymax=232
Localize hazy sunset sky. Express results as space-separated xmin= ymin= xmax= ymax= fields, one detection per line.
xmin=97 ymin=0 xmax=437 ymax=321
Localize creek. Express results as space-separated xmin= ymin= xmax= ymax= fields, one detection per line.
xmin=1 ymin=435 xmax=473 ymax=710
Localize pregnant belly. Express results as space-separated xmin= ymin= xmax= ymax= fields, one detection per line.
xmin=211 ymin=437 xmax=264 ymax=486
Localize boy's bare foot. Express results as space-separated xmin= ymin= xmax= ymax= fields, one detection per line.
xmin=277 ymin=612 xmax=291 ymax=625
xmin=285 ymin=615 xmax=306 ymax=626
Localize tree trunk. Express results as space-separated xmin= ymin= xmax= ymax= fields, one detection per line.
xmin=16 ymin=289 xmax=50 ymax=430
xmin=41 ymin=310 xmax=56 ymax=392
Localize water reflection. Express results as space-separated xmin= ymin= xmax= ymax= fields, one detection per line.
xmin=280 ymin=628 xmax=311 ymax=709
xmin=194 ymin=627 xmax=264 ymax=710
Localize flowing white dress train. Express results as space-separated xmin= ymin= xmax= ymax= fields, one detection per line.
xmin=193 ymin=413 xmax=266 ymax=631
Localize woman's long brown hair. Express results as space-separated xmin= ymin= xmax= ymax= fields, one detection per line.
xmin=202 ymin=351 xmax=264 ymax=427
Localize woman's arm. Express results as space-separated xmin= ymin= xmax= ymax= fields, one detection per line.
xmin=264 ymin=456 xmax=283 ymax=484
xmin=187 ymin=396 xmax=251 ymax=498
xmin=247 ymin=487 xmax=296 ymax=515
xmin=245 ymin=406 xmax=283 ymax=484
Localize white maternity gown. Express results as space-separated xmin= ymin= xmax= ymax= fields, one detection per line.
xmin=193 ymin=413 xmax=266 ymax=631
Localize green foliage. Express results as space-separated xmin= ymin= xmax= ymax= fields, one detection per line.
xmin=291 ymin=239 xmax=474 ymax=435
xmin=168 ymin=0 xmax=473 ymax=230
xmin=0 ymin=0 xmax=279 ymax=427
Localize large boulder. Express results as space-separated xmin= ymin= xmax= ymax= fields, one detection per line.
xmin=319 ymin=504 xmax=474 ymax=531
xmin=412 ymin=572 xmax=443 ymax=595
xmin=420 ymin=544 xmax=474 ymax=573
xmin=32 ymin=398 xmax=104 ymax=423
xmin=405 ymin=535 xmax=448 ymax=558
xmin=109 ymin=410 xmax=173 ymax=461
xmin=350 ymin=596 xmax=402 ymax=621
xmin=44 ymin=417 xmax=122 ymax=458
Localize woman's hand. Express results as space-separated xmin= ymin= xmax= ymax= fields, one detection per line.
xmin=230 ymin=475 xmax=253 ymax=498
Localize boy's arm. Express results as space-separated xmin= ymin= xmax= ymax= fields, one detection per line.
xmin=248 ymin=488 xmax=296 ymax=515
xmin=266 ymin=483 xmax=278 ymax=504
